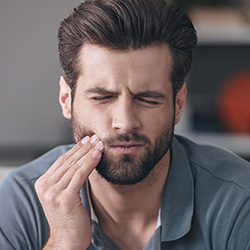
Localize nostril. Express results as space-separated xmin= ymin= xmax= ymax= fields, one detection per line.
xmin=112 ymin=115 xmax=140 ymax=133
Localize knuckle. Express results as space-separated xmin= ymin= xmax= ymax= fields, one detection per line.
xmin=74 ymin=168 xmax=88 ymax=181
xmin=58 ymin=154 xmax=78 ymax=169
xmin=57 ymin=154 xmax=68 ymax=165
xmin=56 ymin=191 xmax=73 ymax=211
xmin=65 ymin=157 xmax=77 ymax=167
xmin=35 ymin=178 xmax=47 ymax=195
xmin=45 ymin=187 xmax=60 ymax=205
xmin=72 ymin=162 xmax=82 ymax=172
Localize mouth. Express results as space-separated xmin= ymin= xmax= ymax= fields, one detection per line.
xmin=108 ymin=143 xmax=144 ymax=154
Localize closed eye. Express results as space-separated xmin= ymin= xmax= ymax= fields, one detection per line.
xmin=134 ymin=90 xmax=165 ymax=107
xmin=91 ymin=95 xmax=115 ymax=101
xmin=86 ymin=87 xmax=118 ymax=102
xmin=136 ymin=97 xmax=161 ymax=105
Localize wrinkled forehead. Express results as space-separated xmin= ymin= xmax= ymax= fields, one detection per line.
xmin=76 ymin=43 xmax=173 ymax=93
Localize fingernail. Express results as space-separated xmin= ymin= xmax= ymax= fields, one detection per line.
xmin=81 ymin=136 xmax=90 ymax=144
xmin=90 ymin=135 xmax=98 ymax=143
xmin=95 ymin=141 xmax=103 ymax=150
xmin=92 ymin=150 xmax=101 ymax=159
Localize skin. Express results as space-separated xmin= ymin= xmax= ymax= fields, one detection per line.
xmin=35 ymin=44 xmax=187 ymax=250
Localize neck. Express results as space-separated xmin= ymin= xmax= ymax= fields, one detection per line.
xmin=88 ymin=150 xmax=170 ymax=247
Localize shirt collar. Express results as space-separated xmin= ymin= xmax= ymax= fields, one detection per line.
xmin=80 ymin=135 xmax=194 ymax=243
xmin=86 ymin=179 xmax=99 ymax=223
xmin=160 ymin=136 xmax=194 ymax=241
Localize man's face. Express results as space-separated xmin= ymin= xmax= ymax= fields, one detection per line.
xmin=60 ymin=44 xmax=186 ymax=185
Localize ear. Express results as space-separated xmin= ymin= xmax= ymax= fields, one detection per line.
xmin=59 ymin=76 xmax=72 ymax=119
xmin=174 ymin=83 xmax=187 ymax=125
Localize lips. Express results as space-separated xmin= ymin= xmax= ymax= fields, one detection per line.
xmin=110 ymin=143 xmax=143 ymax=147
xmin=108 ymin=143 xmax=144 ymax=154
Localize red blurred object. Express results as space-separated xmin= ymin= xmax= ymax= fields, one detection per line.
xmin=217 ymin=70 xmax=250 ymax=134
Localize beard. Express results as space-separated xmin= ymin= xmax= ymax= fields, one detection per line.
xmin=71 ymin=115 xmax=174 ymax=186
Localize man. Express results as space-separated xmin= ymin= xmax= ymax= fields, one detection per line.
xmin=0 ymin=0 xmax=250 ymax=249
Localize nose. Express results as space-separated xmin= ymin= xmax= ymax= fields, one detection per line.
xmin=111 ymin=97 xmax=141 ymax=133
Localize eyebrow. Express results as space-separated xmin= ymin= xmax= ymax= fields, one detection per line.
xmin=85 ymin=87 xmax=118 ymax=96
xmin=135 ymin=91 xmax=166 ymax=100
xmin=85 ymin=87 xmax=166 ymax=99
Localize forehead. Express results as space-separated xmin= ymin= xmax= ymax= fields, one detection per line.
xmin=77 ymin=44 xmax=172 ymax=93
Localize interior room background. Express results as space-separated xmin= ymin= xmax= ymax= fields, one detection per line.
xmin=0 ymin=0 xmax=250 ymax=180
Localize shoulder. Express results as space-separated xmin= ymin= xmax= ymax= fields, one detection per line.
xmin=173 ymin=135 xmax=250 ymax=248
xmin=9 ymin=144 xmax=74 ymax=182
xmin=174 ymin=134 xmax=250 ymax=193
xmin=0 ymin=144 xmax=73 ymax=249
xmin=0 ymin=144 xmax=74 ymax=216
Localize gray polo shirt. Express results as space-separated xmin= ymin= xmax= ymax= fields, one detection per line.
xmin=1 ymin=135 xmax=250 ymax=249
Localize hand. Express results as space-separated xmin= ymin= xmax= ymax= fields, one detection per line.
xmin=35 ymin=135 xmax=104 ymax=250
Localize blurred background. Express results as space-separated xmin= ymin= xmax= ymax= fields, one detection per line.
xmin=172 ymin=0 xmax=250 ymax=160
xmin=0 ymin=0 xmax=250 ymax=180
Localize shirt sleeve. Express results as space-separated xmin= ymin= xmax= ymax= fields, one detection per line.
xmin=0 ymin=171 xmax=49 ymax=250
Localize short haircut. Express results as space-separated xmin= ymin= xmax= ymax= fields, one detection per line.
xmin=58 ymin=0 xmax=197 ymax=99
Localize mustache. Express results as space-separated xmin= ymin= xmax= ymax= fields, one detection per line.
xmin=71 ymin=119 xmax=151 ymax=145
xmin=102 ymin=132 xmax=151 ymax=146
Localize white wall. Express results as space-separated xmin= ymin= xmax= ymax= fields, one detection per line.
xmin=0 ymin=1 xmax=82 ymax=152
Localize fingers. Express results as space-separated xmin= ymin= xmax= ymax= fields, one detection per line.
xmin=49 ymin=136 xmax=99 ymax=184
xmin=39 ymin=141 xmax=85 ymax=184
xmin=35 ymin=134 xmax=104 ymax=196
xmin=67 ymin=144 xmax=102 ymax=193
xmin=59 ymin=137 xmax=104 ymax=191
xmin=34 ymin=135 xmax=102 ymax=249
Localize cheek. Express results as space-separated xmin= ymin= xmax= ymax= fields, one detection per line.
xmin=143 ymin=109 xmax=174 ymax=140
xmin=144 ymin=108 xmax=174 ymax=128
xmin=74 ymin=104 xmax=111 ymax=135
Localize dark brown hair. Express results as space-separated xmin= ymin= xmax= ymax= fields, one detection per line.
xmin=58 ymin=0 xmax=197 ymax=99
